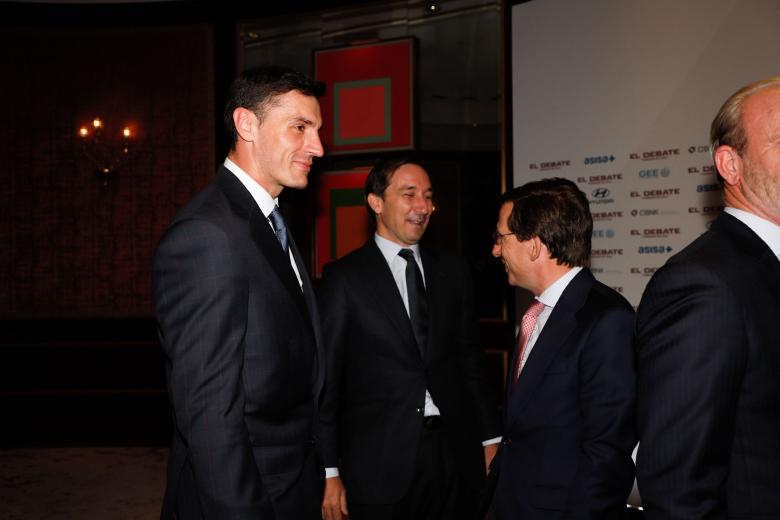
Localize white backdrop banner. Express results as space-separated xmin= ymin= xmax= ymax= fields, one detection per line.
xmin=511 ymin=0 xmax=780 ymax=306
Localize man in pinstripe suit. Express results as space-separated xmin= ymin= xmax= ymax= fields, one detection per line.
xmin=637 ymin=76 xmax=780 ymax=518
xmin=153 ymin=67 xmax=325 ymax=519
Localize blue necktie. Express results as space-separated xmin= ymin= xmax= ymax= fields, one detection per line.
xmin=268 ymin=206 xmax=289 ymax=252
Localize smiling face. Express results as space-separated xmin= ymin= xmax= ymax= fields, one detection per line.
xmin=250 ymin=89 xmax=323 ymax=197
xmin=368 ymin=163 xmax=433 ymax=246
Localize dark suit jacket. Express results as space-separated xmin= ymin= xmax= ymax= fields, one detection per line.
xmin=317 ymin=240 xmax=501 ymax=504
xmin=493 ymin=269 xmax=636 ymax=520
xmin=636 ymin=212 xmax=780 ymax=519
xmin=153 ymin=166 xmax=325 ymax=519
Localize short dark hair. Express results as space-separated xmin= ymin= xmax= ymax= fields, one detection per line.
xmin=364 ymin=157 xmax=426 ymax=221
xmin=499 ymin=177 xmax=592 ymax=267
xmin=223 ymin=66 xmax=325 ymax=150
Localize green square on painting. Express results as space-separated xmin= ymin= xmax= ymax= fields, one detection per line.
xmin=334 ymin=78 xmax=392 ymax=145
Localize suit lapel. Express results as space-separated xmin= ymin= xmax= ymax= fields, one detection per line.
xmin=507 ymin=269 xmax=594 ymax=428
xmin=216 ymin=168 xmax=311 ymax=327
xmin=290 ymin=235 xmax=325 ymax=399
xmin=420 ymin=248 xmax=441 ymax=362
xmin=359 ymin=241 xmax=422 ymax=360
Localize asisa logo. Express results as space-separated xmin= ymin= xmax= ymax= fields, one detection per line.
xmin=638 ymin=245 xmax=673 ymax=254
xmin=583 ymin=155 xmax=615 ymax=165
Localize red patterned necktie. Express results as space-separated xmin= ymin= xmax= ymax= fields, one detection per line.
xmin=513 ymin=300 xmax=546 ymax=384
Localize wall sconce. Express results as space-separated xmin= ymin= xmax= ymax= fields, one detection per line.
xmin=77 ymin=117 xmax=135 ymax=182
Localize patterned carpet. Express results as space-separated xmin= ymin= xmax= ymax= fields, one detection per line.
xmin=0 ymin=447 xmax=167 ymax=520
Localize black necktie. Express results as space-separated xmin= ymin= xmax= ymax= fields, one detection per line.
xmin=268 ymin=206 xmax=289 ymax=252
xmin=399 ymin=248 xmax=429 ymax=356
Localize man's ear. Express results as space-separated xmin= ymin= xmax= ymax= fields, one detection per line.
xmin=713 ymin=144 xmax=743 ymax=187
xmin=528 ymin=235 xmax=542 ymax=261
xmin=232 ymin=107 xmax=256 ymax=143
xmin=367 ymin=193 xmax=383 ymax=215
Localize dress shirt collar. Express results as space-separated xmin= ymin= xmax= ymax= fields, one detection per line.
xmin=537 ymin=266 xmax=583 ymax=309
xmin=223 ymin=157 xmax=278 ymax=218
xmin=724 ymin=207 xmax=780 ymax=258
xmin=374 ymin=233 xmax=422 ymax=266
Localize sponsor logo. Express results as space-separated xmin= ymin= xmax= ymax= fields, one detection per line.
xmin=688 ymin=205 xmax=723 ymax=214
xmin=638 ymin=245 xmax=673 ymax=254
xmin=592 ymin=248 xmax=624 ymax=258
xmin=591 ymin=267 xmax=605 ymax=274
xmin=696 ymin=183 xmax=721 ymax=193
xmin=638 ymin=167 xmax=671 ymax=179
xmin=529 ymin=160 xmax=571 ymax=171
xmin=630 ymin=227 xmax=681 ymax=238
xmin=630 ymin=267 xmax=660 ymax=277
xmin=592 ymin=228 xmax=615 ymax=239
xmin=589 ymin=187 xmax=615 ymax=205
xmin=687 ymin=145 xmax=710 ymax=154
xmin=630 ymin=208 xmax=679 ymax=217
xmin=629 ymin=188 xmax=681 ymax=199
xmin=687 ymin=165 xmax=717 ymax=175
xmin=576 ymin=173 xmax=623 ymax=184
xmin=583 ymin=155 xmax=616 ymax=165
xmin=630 ymin=148 xmax=680 ymax=161
xmin=592 ymin=210 xmax=623 ymax=221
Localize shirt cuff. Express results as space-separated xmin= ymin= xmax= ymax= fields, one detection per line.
xmin=482 ymin=436 xmax=502 ymax=446
xmin=325 ymin=467 xmax=340 ymax=478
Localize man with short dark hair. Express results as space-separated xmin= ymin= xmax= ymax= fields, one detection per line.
xmin=490 ymin=177 xmax=636 ymax=519
xmin=318 ymin=157 xmax=501 ymax=520
xmin=636 ymin=77 xmax=780 ymax=518
xmin=153 ymin=66 xmax=325 ymax=519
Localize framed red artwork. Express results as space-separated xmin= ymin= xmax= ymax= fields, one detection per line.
xmin=314 ymin=38 xmax=415 ymax=155
xmin=314 ymin=167 xmax=372 ymax=277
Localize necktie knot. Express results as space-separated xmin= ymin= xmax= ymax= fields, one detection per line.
xmin=523 ymin=300 xmax=546 ymax=322
xmin=269 ymin=206 xmax=289 ymax=252
xmin=513 ymin=300 xmax=546 ymax=384
xmin=398 ymin=248 xmax=415 ymax=262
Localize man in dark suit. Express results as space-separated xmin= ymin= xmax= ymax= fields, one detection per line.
xmin=318 ymin=158 xmax=501 ymax=520
xmin=153 ymin=67 xmax=325 ymax=519
xmin=636 ymin=77 xmax=780 ymax=518
xmin=490 ymin=178 xmax=636 ymax=519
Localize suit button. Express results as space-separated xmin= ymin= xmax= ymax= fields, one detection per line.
xmin=415 ymin=408 xmax=423 ymax=414
xmin=501 ymin=437 xmax=513 ymax=447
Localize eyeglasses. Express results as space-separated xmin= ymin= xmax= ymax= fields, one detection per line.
xmin=492 ymin=231 xmax=514 ymax=244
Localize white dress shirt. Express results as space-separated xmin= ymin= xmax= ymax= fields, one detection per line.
xmin=519 ymin=266 xmax=583 ymax=372
xmin=724 ymin=207 xmax=780 ymax=260
xmin=373 ymin=234 xmax=441 ymax=418
xmin=223 ymin=158 xmax=302 ymax=287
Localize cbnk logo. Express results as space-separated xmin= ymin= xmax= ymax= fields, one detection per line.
xmin=592 ymin=188 xmax=610 ymax=198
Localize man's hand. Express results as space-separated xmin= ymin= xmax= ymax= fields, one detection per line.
xmin=321 ymin=476 xmax=348 ymax=520
xmin=484 ymin=443 xmax=499 ymax=475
